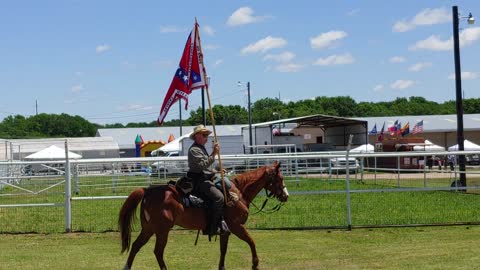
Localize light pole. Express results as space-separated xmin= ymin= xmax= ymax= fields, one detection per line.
xmin=273 ymin=112 xmax=281 ymax=134
xmin=452 ymin=6 xmax=475 ymax=187
xmin=238 ymin=81 xmax=253 ymax=154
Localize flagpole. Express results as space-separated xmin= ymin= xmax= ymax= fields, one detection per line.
xmin=195 ymin=19 xmax=229 ymax=204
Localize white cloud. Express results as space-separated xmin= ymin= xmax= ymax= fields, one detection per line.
xmin=408 ymin=62 xmax=432 ymax=72
xmin=202 ymin=25 xmax=215 ymax=36
xmin=389 ymin=56 xmax=406 ymax=63
xmin=393 ymin=7 xmax=450 ymax=32
xmin=409 ymin=27 xmax=480 ymax=51
xmin=214 ymin=59 xmax=224 ymax=67
xmin=74 ymin=71 xmax=84 ymax=77
xmin=96 ymin=44 xmax=110 ymax=53
xmin=263 ymin=51 xmax=296 ymax=63
xmin=347 ymin=9 xmax=359 ymax=16
xmin=313 ymin=53 xmax=355 ymax=66
xmin=227 ymin=7 xmax=267 ymax=26
xmin=448 ymin=71 xmax=480 ymax=80
xmin=373 ymin=84 xmax=384 ymax=91
xmin=408 ymin=35 xmax=451 ymax=51
xmin=310 ymin=30 xmax=348 ymax=49
xmin=241 ymin=36 xmax=287 ymax=55
xmin=390 ymin=80 xmax=415 ymax=89
xmin=159 ymin=25 xmax=185 ymax=33
xmin=204 ymin=44 xmax=220 ymax=50
xmin=71 ymin=85 xmax=83 ymax=93
xmin=274 ymin=63 xmax=303 ymax=73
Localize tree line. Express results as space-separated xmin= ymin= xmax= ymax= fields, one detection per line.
xmin=1 ymin=96 xmax=480 ymax=139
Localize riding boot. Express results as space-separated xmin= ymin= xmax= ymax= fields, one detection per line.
xmin=209 ymin=208 xmax=229 ymax=236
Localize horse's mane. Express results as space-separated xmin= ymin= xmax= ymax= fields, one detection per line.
xmin=232 ymin=166 xmax=266 ymax=191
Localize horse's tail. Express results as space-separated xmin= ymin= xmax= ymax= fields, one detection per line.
xmin=119 ymin=188 xmax=145 ymax=254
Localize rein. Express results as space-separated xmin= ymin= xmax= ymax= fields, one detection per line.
xmin=250 ymin=189 xmax=284 ymax=215
xmin=234 ymin=167 xmax=286 ymax=215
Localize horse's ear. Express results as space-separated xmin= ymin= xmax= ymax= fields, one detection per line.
xmin=273 ymin=160 xmax=281 ymax=170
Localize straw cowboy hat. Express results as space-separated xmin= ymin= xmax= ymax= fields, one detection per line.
xmin=190 ymin=125 xmax=212 ymax=139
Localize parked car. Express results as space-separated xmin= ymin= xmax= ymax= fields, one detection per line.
xmin=466 ymin=154 xmax=480 ymax=165
xmin=329 ymin=157 xmax=359 ymax=173
xmin=150 ymin=159 xmax=187 ymax=176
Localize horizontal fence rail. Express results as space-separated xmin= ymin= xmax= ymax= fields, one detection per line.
xmin=0 ymin=150 xmax=479 ymax=233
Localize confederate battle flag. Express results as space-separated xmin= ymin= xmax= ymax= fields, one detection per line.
xmin=157 ymin=21 xmax=208 ymax=125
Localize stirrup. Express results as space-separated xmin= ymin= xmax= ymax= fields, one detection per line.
xmin=219 ymin=220 xmax=230 ymax=234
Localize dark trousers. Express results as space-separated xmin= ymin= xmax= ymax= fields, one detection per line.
xmin=187 ymin=172 xmax=224 ymax=211
xmin=188 ymin=172 xmax=225 ymax=234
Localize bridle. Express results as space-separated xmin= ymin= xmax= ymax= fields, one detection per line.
xmin=250 ymin=169 xmax=286 ymax=215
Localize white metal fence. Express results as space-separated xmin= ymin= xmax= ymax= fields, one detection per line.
xmin=1 ymin=150 xmax=480 ymax=233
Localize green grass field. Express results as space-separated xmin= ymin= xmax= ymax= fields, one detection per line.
xmin=1 ymin=226 xmax=480 ymax=269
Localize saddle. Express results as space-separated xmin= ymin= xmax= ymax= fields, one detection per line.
xmin=173 ymin=174 xmax=235 ymax=208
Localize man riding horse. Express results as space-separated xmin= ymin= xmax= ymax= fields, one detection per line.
xmin=187 ymin=124 xmax=229 ymax=236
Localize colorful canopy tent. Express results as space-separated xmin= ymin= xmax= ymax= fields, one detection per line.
xmin=413 ymin=140 xmax=445 ymax=151
xmin=24 ymin=145 xmax=82 ymax=159
xmin=351 ymin=144 xmax=374 ymax=153
xmin=448 ymin=139 xmax=480 ymax=151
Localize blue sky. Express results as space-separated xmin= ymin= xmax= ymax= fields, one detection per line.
xmin=1 ymin=0 xmax=480 ymax=124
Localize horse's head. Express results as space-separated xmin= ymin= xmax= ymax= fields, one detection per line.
xmin=264 ymin=161 xmax=289 ymax=202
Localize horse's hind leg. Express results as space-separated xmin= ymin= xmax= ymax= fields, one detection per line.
xmin=124 ymin=229 xmax=153 ymax=270
xmin=230 ymin=225 xmax=259 ymax=270
xmin=218 ymin=233 xmax=230 ymax=270
xmin=154 ymin=231 xmax=170 ymax=270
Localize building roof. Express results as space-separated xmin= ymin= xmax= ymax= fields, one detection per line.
xmin=243 ymin=114 xmax=367 ymax=129
xmin=354 ymin=113 xmax=480 ymax=133
xmin=96 ymin=125 xmax=244 ymax=149
xmin=0 ymin=136 xmax=119 ymax=156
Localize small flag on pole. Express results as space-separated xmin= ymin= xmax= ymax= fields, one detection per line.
xmin=412 ymin=120 xmax=423 ymax=134
xmin=369 ymin=124 xmax=378 ymax=135
xmin=388 ymin=120 xmax=398 ymax=135
xmin=378 ymin=122 xmax=385 ymax=141
xmin=400 ymin=122 xmax=410 ymax=137
xmin=157 ymin=21 xmax=208 ymax=125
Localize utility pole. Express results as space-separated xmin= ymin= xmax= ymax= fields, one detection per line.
xmin=452 ymin=5 xmax=466 ymax=187
xmin=202 ymin=87 xmax=206 ymax=126
xmin=35 ymin=100 xmax=38 ymax=115
xmin=248 ymin=82 xmax=253 ymax=154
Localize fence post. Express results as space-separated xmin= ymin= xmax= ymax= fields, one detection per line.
xmin=397 ymin=156 xmax=400 ymax=187
xmin=345 ymin=134 xmax=354 ymax=230
xmin=64 ymin=140 xmax=72 ymax=233
xmin=423 ymin=155 xmax=427 ymax=188
xmin=74 ymin=164 xmax=79 ymax=195
xmin=294 ymin=148 xmax=299 ymax=186
xmin=360 ymin=157 xmax=364 ymax=182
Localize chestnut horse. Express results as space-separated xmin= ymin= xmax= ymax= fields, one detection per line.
xmin=119 ymin=161 xmax=288 ymax=270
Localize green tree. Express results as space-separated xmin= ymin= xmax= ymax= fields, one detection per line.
xmin=251 ymin=98 xmax=285 ymax=122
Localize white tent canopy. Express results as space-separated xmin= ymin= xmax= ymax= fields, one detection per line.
xmin=413 ymin=140 xmax=445 ymax=152
xmin=151 ymin=132 xmax=192 ymax=156
xmin=448 ymin=139 xmax=480 ymax=151
xmin=25 ymin=145 xmax=82 ymax=160
xmin=351 ymin=144 xmax=374 ymax=153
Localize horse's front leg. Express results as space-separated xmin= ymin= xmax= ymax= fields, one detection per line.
xmin=230 ymin=224 xmax=259 ymax=270
xmin=218 ymin=233 xmax=230 ymax=270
